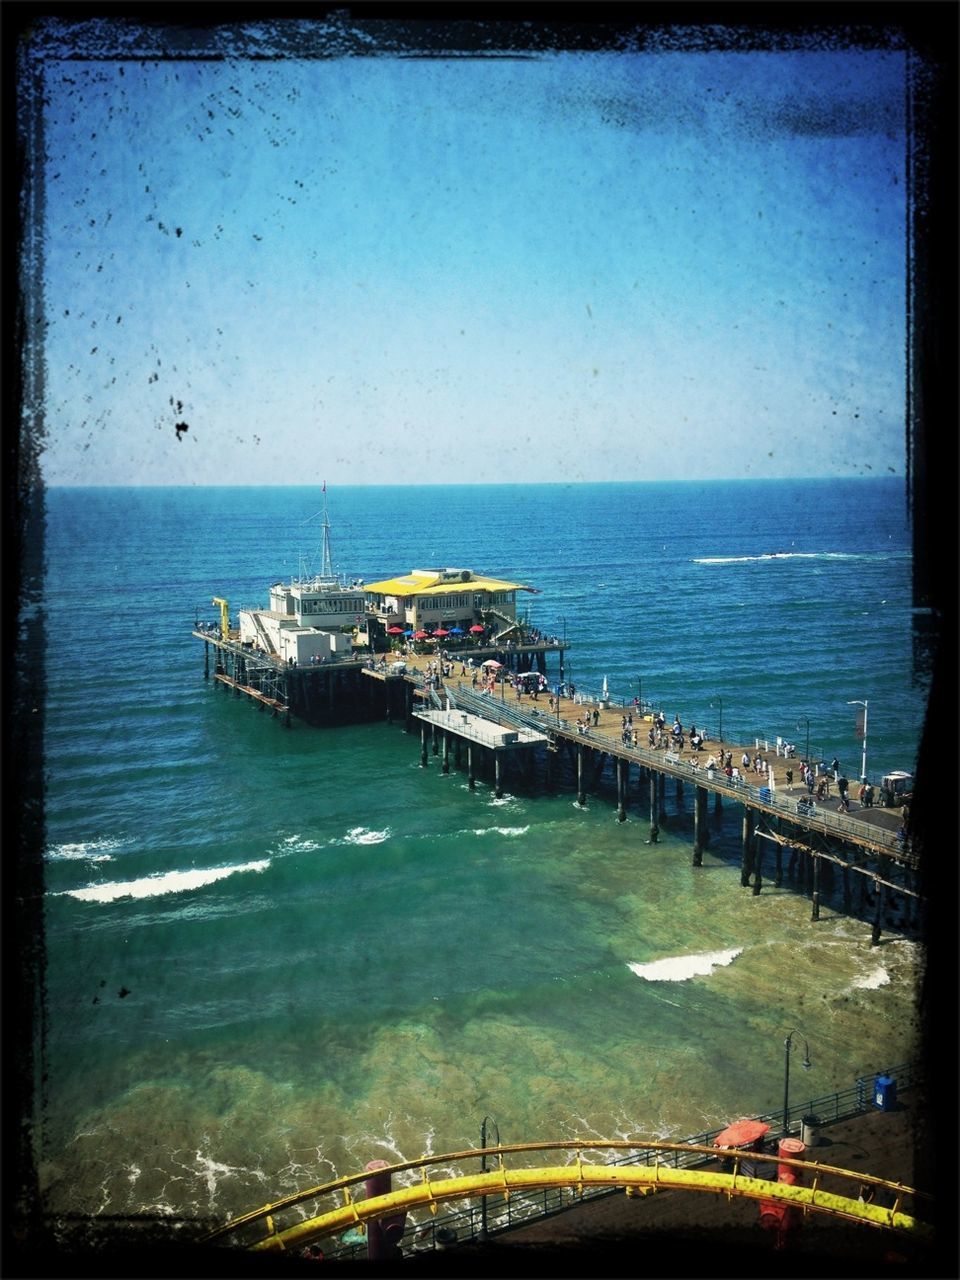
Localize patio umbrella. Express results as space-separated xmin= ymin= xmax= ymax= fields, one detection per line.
xmin=403 ymin=629 xmax=414 ymax=637
xmin=448 ymin=626 xmax=464 ymax=635
xmin=481 ymin=659 xmax=502 ymax=668
xmin=386 ymin=626 xmax=404 ymax=635
xmin=713 ymin=1120 xmax=770 ymax=1149
xmin=413 ymin=630 xmax=430 ymax=640
xmin=433 ymin=628 xmax=450 ymax=637
xmin=469 ymin=625 xmax=485 ymax=634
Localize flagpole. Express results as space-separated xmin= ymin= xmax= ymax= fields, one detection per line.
xmin=847 ymin=699 xmax=868 ymax=781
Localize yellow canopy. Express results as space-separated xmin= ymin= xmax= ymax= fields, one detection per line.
xmin=365 ymin=571 xmax=534 ymax=597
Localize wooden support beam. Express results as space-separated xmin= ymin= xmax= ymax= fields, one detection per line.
xmin=811 ymin=854 xmax=821 ymax=921
xmin=741 ymin=809 xmax=755 ymax=887
xmin=871 ymin=882 xmax=884 ymax=947
xmin=692 ymin=785 xmax=706 ymax=867
xmin=648 ymin=771 xmax=660 ymax=843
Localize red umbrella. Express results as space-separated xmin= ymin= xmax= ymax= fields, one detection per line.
xmin=713 ymin=1120 xmax=770 ymax=1149
xmin=469 ymin=625 xmax=485 ymax=633
xmin=386 ymin=626 xmax=404 ymax=635
xmin=433 ymin=628 xmax=449 ymax=637
xmin=413 ymin=630 xmax=430 ymax=640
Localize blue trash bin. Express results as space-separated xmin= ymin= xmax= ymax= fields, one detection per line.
xmin=874 ymin=1075 xmax=897 ymax=1110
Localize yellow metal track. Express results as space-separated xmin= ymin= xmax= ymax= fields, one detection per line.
xmin=204 ymin=1140 xmax=932 ymax=1252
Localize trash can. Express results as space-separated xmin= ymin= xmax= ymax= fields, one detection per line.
xmin=776 ymin=1137 xmax=806 ymax=1184
xmin=874 ymin=1075 xmax=897 ymax=1110
xmin=801 ymin=1115 xmax=820 ymax=1147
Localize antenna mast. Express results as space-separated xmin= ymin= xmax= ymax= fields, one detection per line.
xmin=320 ymin=481 xmax=333 ymax=579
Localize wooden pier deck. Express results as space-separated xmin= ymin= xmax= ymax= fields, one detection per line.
xmin=195 ymin=627 xmax=920 ymax=942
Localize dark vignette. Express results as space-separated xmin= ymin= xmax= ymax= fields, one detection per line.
xmin=5 ymin=1 xmax=957 ymax=1275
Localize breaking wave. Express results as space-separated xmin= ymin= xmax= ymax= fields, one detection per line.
xmin=55 ymin=859 xmax=271 ymax=903
xmin=627 ymin=947 xmax=743 ymax=982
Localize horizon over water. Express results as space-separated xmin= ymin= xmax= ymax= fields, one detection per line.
xmin=38 ymin=478 xmax=928 ymax=1237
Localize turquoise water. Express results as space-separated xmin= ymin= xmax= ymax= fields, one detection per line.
xmin=37 ymin=480 xmax=927 ymax=1227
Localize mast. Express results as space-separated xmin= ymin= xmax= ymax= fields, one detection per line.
xmin=320 ymin=481 xmax=333 ymax=580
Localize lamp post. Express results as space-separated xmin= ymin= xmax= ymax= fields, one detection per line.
xmin=782 ymin=1029 xmax=812 ymax=1136
xmin=796 ymin=715 xmax=810 ymax=765
xmin=556 ymin=615 xmax=567 ymax=684
xmin=847 ymin=699 xmax=868 ymax=781
xmin=637 ymin=675 xmax=643 ymax=715
xmin=711 ymin=696 xmax=724 ymax=743
xmin=479 ymin=1115 xmax=499 ymax=1240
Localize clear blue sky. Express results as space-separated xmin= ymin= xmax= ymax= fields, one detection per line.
xmin=35 ymin=35 xmax=908 ymax=484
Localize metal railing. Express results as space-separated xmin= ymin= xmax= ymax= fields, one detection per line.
xmin=280 ymin=1062 xmax=919 ymax=1260
xmin=440 ymin=686 xmax=909 ymax=860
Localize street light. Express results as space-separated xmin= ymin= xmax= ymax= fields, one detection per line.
xmin=782 ymin=1029 xmax=812 ymax=1136
xmin=796 ymin=715 xmax=810 ymax=764
xmin=637 ymin=675 xmax=643 ymax=715
xmin=479 ymin=1115 xmax=500 ymax=1240
xmin=710 ymin=696 xmax=724 ymax=742
xmin=847 ymin=699 xmax=868 ymax=781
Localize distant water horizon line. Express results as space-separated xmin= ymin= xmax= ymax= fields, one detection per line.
xmin=43 ymin=475 xmax=906 ymax=491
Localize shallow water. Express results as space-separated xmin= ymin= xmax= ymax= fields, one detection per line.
xmin=37 ymin=481 xmax=926 ymax=1226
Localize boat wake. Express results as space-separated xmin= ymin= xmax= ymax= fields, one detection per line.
xmin=692 ymin=551 xmax=901 ymax=565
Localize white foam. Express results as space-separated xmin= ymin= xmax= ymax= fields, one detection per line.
xmin=627 ymin=947 xmax=743 ymax=982
xmin=340 ymin=827 xmax=390 ymax=846
xmin=46 ymin=838 xmax=122 ymax=863
xmin=279 ymin=835 xmax=322 ymax=853
xmin=56 ymin=859 xmax=270 ymax=903
xmin=471 ymin=826 xmax=529 ymax=838
xmin=693 ymin=552 xmax=851 ymax=564
xmin=851 ymin=966 xmax=890 ymax=990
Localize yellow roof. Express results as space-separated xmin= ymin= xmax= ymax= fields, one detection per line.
xmin=365 ymin=570 xmax=534 ymax=597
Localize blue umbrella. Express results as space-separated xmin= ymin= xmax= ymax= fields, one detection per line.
xmin=448 ymin=626 xmax=464 ymax=635
xmin=403 ymin=629 xmax=414 ymax=636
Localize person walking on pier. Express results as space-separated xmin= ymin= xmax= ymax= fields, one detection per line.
xmin=837 ymin=775 xmax=850 ymax=812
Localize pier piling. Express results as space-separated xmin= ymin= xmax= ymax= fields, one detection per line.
xmin=811 ymin=855 xmax=821 ymax=921
xmin=741 ymin=810 xmax=755 ymax=887
xmin=648 ymin=772 xmax=660 ymax=843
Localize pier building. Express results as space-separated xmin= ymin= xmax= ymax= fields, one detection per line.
xmin=195 ymin=490 xmax=920 ymax=948
xmin=237 ymin=487 xmax=367 ymax=665
xmin=361 ymin=566 xmax=537 ymax=649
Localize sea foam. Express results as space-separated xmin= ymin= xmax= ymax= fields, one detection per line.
xmin=693 ymin=552 xmax=852 ymax=564
xmin=56 ymin=859 xmax=270 ymax=903
xmin=340 ymin=827 xmax=390 ymax=846
xmin=850 ymin=966 xmax=891 ymax=991
xmin=628 ymin=947 xmax=743 ymax=982
xmin=46 ymin=838 xmax=122 ymax=863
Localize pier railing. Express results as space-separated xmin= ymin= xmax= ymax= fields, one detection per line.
xmin=443 ymin=684 xmax=908 ymax=861
xmin=308 ymin=1062 xmax=919 ymax=1260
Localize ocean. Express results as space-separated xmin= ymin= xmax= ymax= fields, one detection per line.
xmin=37 ymin=479 xmax=928 ymax=1234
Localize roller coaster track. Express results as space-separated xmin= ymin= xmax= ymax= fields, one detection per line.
xmin=204 ymin=1140 xmax=933 ymax=1253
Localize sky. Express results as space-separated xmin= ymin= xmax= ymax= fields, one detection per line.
xmin=25 ymin=18 xmax=912 ymax=485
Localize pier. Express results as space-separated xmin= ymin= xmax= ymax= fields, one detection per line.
xmin=194 ymin=625 xmax=920 ymax=946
